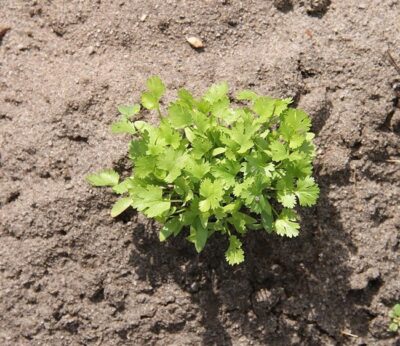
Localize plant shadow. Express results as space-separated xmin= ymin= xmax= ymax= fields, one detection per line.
xmin=126 ymin=167 xmax=373 ymax=345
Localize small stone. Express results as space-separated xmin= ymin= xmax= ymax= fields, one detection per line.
xmin=188 ymin=282 xmax=199 ymax=293
xmin=140 ymin=14 xmax=147 ymax=22
xmin=87 ymin=46 xmax=95 ymax=55
xmin=186 ymin=36 xmax=204 ymax=49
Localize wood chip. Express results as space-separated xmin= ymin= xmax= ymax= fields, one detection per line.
xmin=186 ymin=36 xmax=204 ymax=49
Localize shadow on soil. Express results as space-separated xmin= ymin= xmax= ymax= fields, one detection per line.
xmin=125 ymin=168 xmax=374 ymax=345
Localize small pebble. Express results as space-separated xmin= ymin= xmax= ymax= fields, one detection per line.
xmin=186 ymin=36 xmax=204 ymax=49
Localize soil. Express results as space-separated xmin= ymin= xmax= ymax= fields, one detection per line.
xmin=1 ymin=0 xmax=400 ymax=345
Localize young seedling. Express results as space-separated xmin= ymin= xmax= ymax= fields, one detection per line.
xmin=87 ymin=76 xmax=320 ymax=265
xmin=389 ymin=303 xmax=400 ymax=332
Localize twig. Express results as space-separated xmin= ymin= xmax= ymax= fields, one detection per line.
xmin=386 ymin=50 xmax=400 ymax=76
xmin=341 ymin=330 xmax=358 ymax=338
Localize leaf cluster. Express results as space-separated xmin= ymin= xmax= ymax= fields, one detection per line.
xmin=87 ymin=76 xmax=320 ymax=265
xmin=389 ymin=304 xmax=400 ymax=332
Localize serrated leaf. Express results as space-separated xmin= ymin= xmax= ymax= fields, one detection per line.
xmin=141 ymin=92 xmax=158 ymax=110
xmin=131 ymin=185 xmax=170 ymax=217
xmin=225 ymin=235 xmax=244 ymax=265
xmin=86 ymin=169 xmax=119 ymax=187
xmin=295 ymin=177 xmax=319 ymax=207
xmin=270 ymin=140 xmax=288 ymax=162
xmin=159 ymin=121 xmax=181 ymax=149
xmin=278 ymin=193 xmax=296 ymax=208
xmin=157 ymin=148 xmax=187 ymax=183
xmin=111 ymin=197 xmax=132 ymax=217
xmin=199 ymin=178 xmax=224 ymax=212
xmin=111 ymin=120 xmax=136 ymax=134
xmin=146 ymin=76 xmax=166 ymax=98
xmin=275 ymin=209 xmax=300 ymax=238
xmin=134 ymin=156 xmax=156 ymax=178
xmin=274 ymin=98 xmax=292 ymax=116
xmin=168 ymin=103 xmax=193 ymax=128
xmin=277 ymin=175 xmax=296 ymax=208
xmin=211 ymin=159 xmax=240 ymax=188
xmin=253 ymin=97 xmax=275 ymax=119
xmin=236 ymin=89 xmax=258 ymax=101
xmin=191 ymin=137 xmax=212 ymax=158
xmin=118 ymin=104 xmax=140 ymax=118
xmin=112 ymin=178 xmax=134 ymax=194
xmin=203 ymin=82 xmax=229 ymax=104
xmin=229 ymin=122 xmax=256 ymax=154
xmin=185 ymin=159 xmax=210 ymax=180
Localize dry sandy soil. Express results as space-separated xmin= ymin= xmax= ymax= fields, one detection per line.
xmin=1 ymin=0 xmax=400 ymax=345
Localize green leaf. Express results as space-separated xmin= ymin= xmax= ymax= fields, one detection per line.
xmin=274 ymin=98 xmax=292 ymax=116
xmin=118 ymin=104 xmax=140 ymax=118
xmin=134 ymin=156 xmax=156 ymax=178
xmin=295 ymin=177 xmax=319 ymax=207
xmin=211 ymin=159 xmax=240 ymax=188
xmin=236 ymin=90 xmax=258 ymax=101
xmin=160 ymin=218 xmax=183 ymax=241
xmin=278 ymin=193 xmax=296 ymax=208
xmin=212 ymin=147 xmax=226 ymax=156
xmin=259 ymin=196 xmax=273 ymax=230
xmin=392 ymin=304 xmax=400 ymax=317
xmin=86 ymin=169 xmax=119 ymax=187
xmin=168 ymin=103 xmax=193 ymax=128
xmin=275 ymin=209 xmax=300 ymax=238
xmin=203 ymin=82 xmax=229 ymax=104
xmin=112 ymin=178 xmax=134 ymax=194
xmin=270 ymin=140 xmax=288 ymax=162
xmin=159 ymin=121 xmax=181 ymax=149
xmin=191 ymin=137 xmax=212 ymax=159
xmin=228 ymin=122 xmax=256 ymax=154
xmin=141 ymin=92 xmax=158 ymax=110
xmin=111 ymin=197 xmax=132 ymax=217
xmin=253 ymin=97 xmax=275 ymax=119
xmin=225 ymin=235 xmax=244 ymax=265
xmin=189 ymin=217 xmax=209 ymax=252
xmin=131 ymin=185 xmax=170 ymax=217
xmin=277 ymin=175 xmax=296 ymax=208
xmin=146 ymin=76 xmax=166 ymax=98
xmin=185 ymin=159 xmax=211 ymax=180
xmin=199 ymin=178 xmax=224 ymax=212
xmin=285 ymin=108 xmax=311 ymax=133
xmin=157 ymin=148 xmax=187 ymax=183
xmin=111 ymin=119 xmax=136 ymax=134
xmin=389 ymin=323 xmax=399 ymax=332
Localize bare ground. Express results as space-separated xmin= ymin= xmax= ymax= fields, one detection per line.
xmin=1 ymin=0 xmax=400 ymax=345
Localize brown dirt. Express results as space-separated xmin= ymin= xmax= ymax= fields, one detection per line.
xmin=1 ymin=0 xmax=400 ymax=345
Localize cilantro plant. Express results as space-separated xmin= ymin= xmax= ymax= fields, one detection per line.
xmin=389 ymin=304 xmax=400 ymax=332
xmin=87 ymin=76 xmax=319 ymax=265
